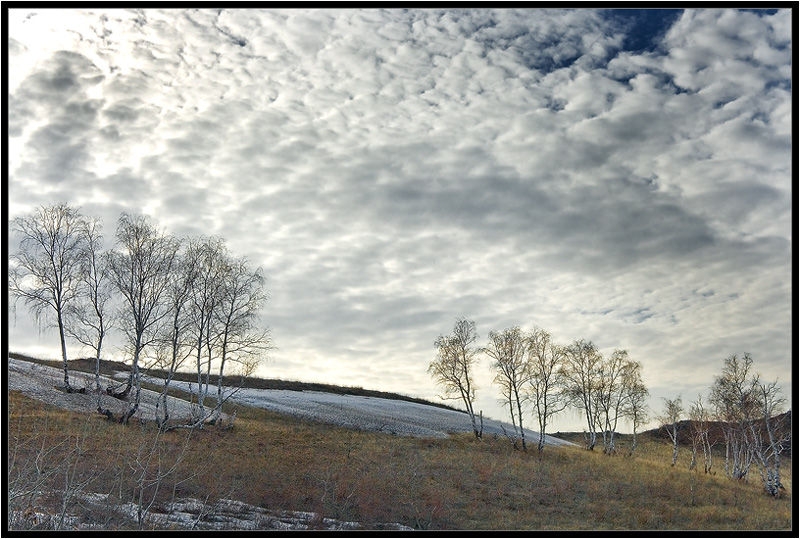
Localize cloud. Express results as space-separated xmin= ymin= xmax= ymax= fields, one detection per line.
xmin=6 ymin=8 xmax=793 ymax=429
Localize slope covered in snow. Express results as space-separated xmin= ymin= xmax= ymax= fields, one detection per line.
xmin=8 ymin=357 xmax=573 ymax=446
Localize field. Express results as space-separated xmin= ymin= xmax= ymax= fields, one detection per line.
xmin=6 ymin=356 xmax=794 ymax=531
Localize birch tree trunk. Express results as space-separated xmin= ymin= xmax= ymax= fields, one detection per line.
xmin=671 ymin=426 xmax=679 ymax=467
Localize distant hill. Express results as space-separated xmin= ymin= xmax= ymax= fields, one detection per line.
xmin=645 ymin=411 xmax=792 ymax=456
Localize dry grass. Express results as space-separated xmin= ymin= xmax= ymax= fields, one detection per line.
xmin=7 ymin=390 xmax=793 ymax=531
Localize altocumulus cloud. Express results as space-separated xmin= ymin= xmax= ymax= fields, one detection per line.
xmin=6 ymin=8 xmax=793 ymax=430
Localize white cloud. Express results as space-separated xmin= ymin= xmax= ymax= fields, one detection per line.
xmin=6 ymin=8 xmax=792 ymax=430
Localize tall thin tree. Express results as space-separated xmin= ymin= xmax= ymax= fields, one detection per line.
xmin=598 ymin=350 xmax=644 ymax=455
xmin=9 ymin=203 xmax=87 ymax=392
xmin=688 ymin=395 xmax=713 ymax=473
xmin=626 ymin=379 xmax=649 ymax=457
xmin=108 ymin=213 xmax=180 ymax=424
xmin=751 ymin=378 xmax=788 ymax=497
xmin=186 ymin=237 xmax=228 ymax=420
xmin=710 ymin=354 xmax=757 ymax=480
xmin=660 ymin=396 xmax=684 ymax=466
xmin=64 ymin=217 xmax=116 ymax=393
xmin=485 ymin=326 xmax=529 ymax=449
xmin=209 ymin=254 xmax=271 ymax=425
xmin=429 ymin=318 xmax=482 ymax=440
xmin=562 ymin=339 xmax=603 ymax=450
xmin=152 ymin=240 xmax=201 ymax=429
xmin=526 ymin=327 xmax=568 ymax=453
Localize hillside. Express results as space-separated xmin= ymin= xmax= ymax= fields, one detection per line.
xmin=6 ymin=353 xmax=792 ymax=531
xmin=6 ymin=353 xmax=573 ymax=444
xmin=8 ymin=352 xmax=463 ymax=412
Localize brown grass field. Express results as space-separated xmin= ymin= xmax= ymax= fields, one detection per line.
xmin=6 ymin=383 xmax=793 ymax=531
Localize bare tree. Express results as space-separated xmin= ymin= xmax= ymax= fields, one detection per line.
xmin=688 ymin=395 xmax=714 ymax=473
xmin=9 ymin=203 xmax=88 ymax=392
xmin=429 ymin=318 xmax=482 ymax=440
xmin=108 ymin=213 xmax=180 ymax=424
xmin=708 ymin=353 xmax=789 ymax=495
xmin=485 ymin=326 xmax=529 ymax=449
xmin=626 ymin=379 xmax=649 ymax=457
xmin=63 ymin=217 xmax=118 ymax=418
xmin=525 ymin=327 xmax=568 ymax=453
xmin=596 ymin=349 xmax=636 ymax=454
xmin=562 ymin=339 xmax=603 ymax=450
xmin=660 ymin=396 xmax=684 ymax=466
xmin=751 ymin=378 xmax=788 ymax=497
xmin=187 ymin=237 xmax=228 ymax=420
xmin=152 ymin=239 xmax=202 ymax=429
xmin=709 ymin=354 xmax=757 ymax=480
xmin=62 ymin=218 xmax=117 ymax=400
xmin=594 ymin=354 xmax=648 ymax=457
xmin=208 ymin=254 xmax=271 ymax=425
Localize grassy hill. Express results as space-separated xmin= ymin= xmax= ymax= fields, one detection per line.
xmin=6 ymin=353 xmax=794 ymax=531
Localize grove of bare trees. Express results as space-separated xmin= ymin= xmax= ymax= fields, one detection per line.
xmin=661 ymin=353 xmax=789 ymax=497
xmin=429 ymin=318 xmax=650 ymax=455
xmin=9 ymin=204 xmax=272 ymax=429
xmin=429 ymin=318 xmax=787 ymax=501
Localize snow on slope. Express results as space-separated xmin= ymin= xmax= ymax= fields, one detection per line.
xmin=8 ymin=357 xmax=573 ymax=446
xmin=158 ymin=376 xmax=575 ymax=446
xmin=7 ymin=357 xmax=202 ymax=422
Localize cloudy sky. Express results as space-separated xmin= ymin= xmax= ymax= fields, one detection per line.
xmin=6 ymin=8 xmax=793 ymax=431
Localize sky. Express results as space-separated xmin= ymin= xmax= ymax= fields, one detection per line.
xmin=5 ymin=8 xmax=794 ymax=432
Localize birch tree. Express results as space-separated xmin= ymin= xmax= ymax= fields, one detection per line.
xmin=615 ymin=357 xmax=648 ymax=456
xmin=596 ymin=349 xmax=635 ymax=454
xmin=62 ymin=217 xmax=118 ymax=419
xmin=751 ymin=378 xmax=788 ymax=497
xmin=688 ymin=395 xmax=714 ymax=473
xmin=485 ymin=326 xmax=529 ymax=449
xmin=187 ymin=237 xmax=228 ymax=420
xmin=429 ymin=318 xmax=482 ymax=440
xmin=562 ymin=339 xmax=603 ymax=450
xmin=525 ymin=327 xmax=568 ymax=453
xmin=709 ymin=354 xmax=757 ymax=480
xmin=626 ymin=379 xmax=649 ymax=457
xmin=9 ymin=203 xmax=88 ymax=392
xmin=152 ymin=240 xmax=201 ymax=429
xmin=208 ymin=254 xmax=271 ymax=425
xmin=660 ymin=396 xmax=683 ymax=466
xmin=63 ymin=218 xmax=115 ymax=392
xmin=108 ymin=213 xmax=180 ymax=424
xmin=709 ymin=354 xmax=789 ymax=495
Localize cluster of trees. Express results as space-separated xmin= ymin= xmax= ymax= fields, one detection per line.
xmin=660 ymin=353 xmax=789 ymax=497
xmin=428 ymin=318 xmax=648 ymax=454
xmin=430 ymin=319 xmax=789 ymax=500
xmin=9 ymin=203 xmax=272 ymax=429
